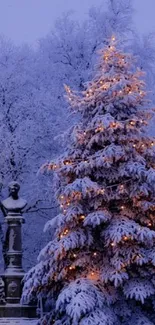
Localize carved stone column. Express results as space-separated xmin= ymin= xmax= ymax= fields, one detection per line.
xmin=4 ymin=212 xmax=25 ymax=303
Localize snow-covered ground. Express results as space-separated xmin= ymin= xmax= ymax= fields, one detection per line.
xmin=0 ymin=319 xmax=37 ymax=324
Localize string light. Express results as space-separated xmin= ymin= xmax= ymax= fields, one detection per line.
xmin=53 ymin=164 xmax=57 ymax=170
xmin=80 ymin=215 xmax=85 ymax=220
xmin=73 ymin=254 xmax=77 ymax=258
xmin=111 ymin=36 xmax=116 ymax=41
xmin=148 ymin=222 xmax=152 ymax=227
xmin=95 ymin=127 xmax=104 ymax=133
xmin=93 ymin=252 xmax=97 ymax=257
xmin=62 ymin=229 xmax=69 ymax=236
xmin=64 ymin=160 xmax=71 ymax=165
xmin=111 ymin=242 xmax=115 ymax=247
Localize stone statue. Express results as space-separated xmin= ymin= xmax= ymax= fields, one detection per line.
xmin=1 ymin=181 xmax=27 ymax=270
xmin=2 ymin=181 xmax=27 ymax=213
xmin=0 ymin=277 xmax=5 ymax=305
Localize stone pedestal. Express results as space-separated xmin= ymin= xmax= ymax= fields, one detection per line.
xmin=4 ymin=213 xmax=25 ymax=304
xmin=0 ymin=304 xmax=37 ymax=318
xmin=0 ymin=182 xmax=37 ymax=320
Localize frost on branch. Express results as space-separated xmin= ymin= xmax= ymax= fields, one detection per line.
xmin=123 ymin=279 xmax=155 ymax=304
xmin=56 ymin=279 xmax=116 ymax=325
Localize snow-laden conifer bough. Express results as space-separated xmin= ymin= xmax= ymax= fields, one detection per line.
xmin=22 ymin=36 xmax=155 ymax=325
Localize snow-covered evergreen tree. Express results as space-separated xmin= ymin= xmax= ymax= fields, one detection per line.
xmin=22 ymin=37 xmax=155 ymax=325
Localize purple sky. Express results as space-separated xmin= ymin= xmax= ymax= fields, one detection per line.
xmin=0 ymin=0 xmax=155 ymax=44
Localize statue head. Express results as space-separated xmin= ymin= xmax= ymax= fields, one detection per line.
xmin=8 ymin=181 xmax=20 ymax=199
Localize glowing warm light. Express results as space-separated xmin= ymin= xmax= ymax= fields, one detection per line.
xmin=148 ymin=222 xmax=152 ymax=227
xmin=111 ymin=242 xmax=115 ymax=247
xmin=121 ymin=206 xmax=125 ymax=210
xmin=133 ymin=144 xmax=136 ymax=148
xmin=80 ymin=215 xmax=85 ymax=220
xmin=111 ymin=36 xmax=116 ymax=41
xmin=73 ymin=254 xmax=77 ymax=258
xmin=64 ymin=160 xmax=71 ymax=165
xmin=60 ymin=195 xmax=64 ymax=199
xmin=93 ymin=252 xmax=97 ymax=256
xmin=123 ymin=236 xmax=128 ymax=241
xmin=95 ymin=126 xmax=104 ymax=133
xmin=130 ymin=121 xmax=135 ymax=126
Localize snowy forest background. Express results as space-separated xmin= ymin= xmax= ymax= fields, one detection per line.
xmin=0 ymin=0 xmax=155 ymax=270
